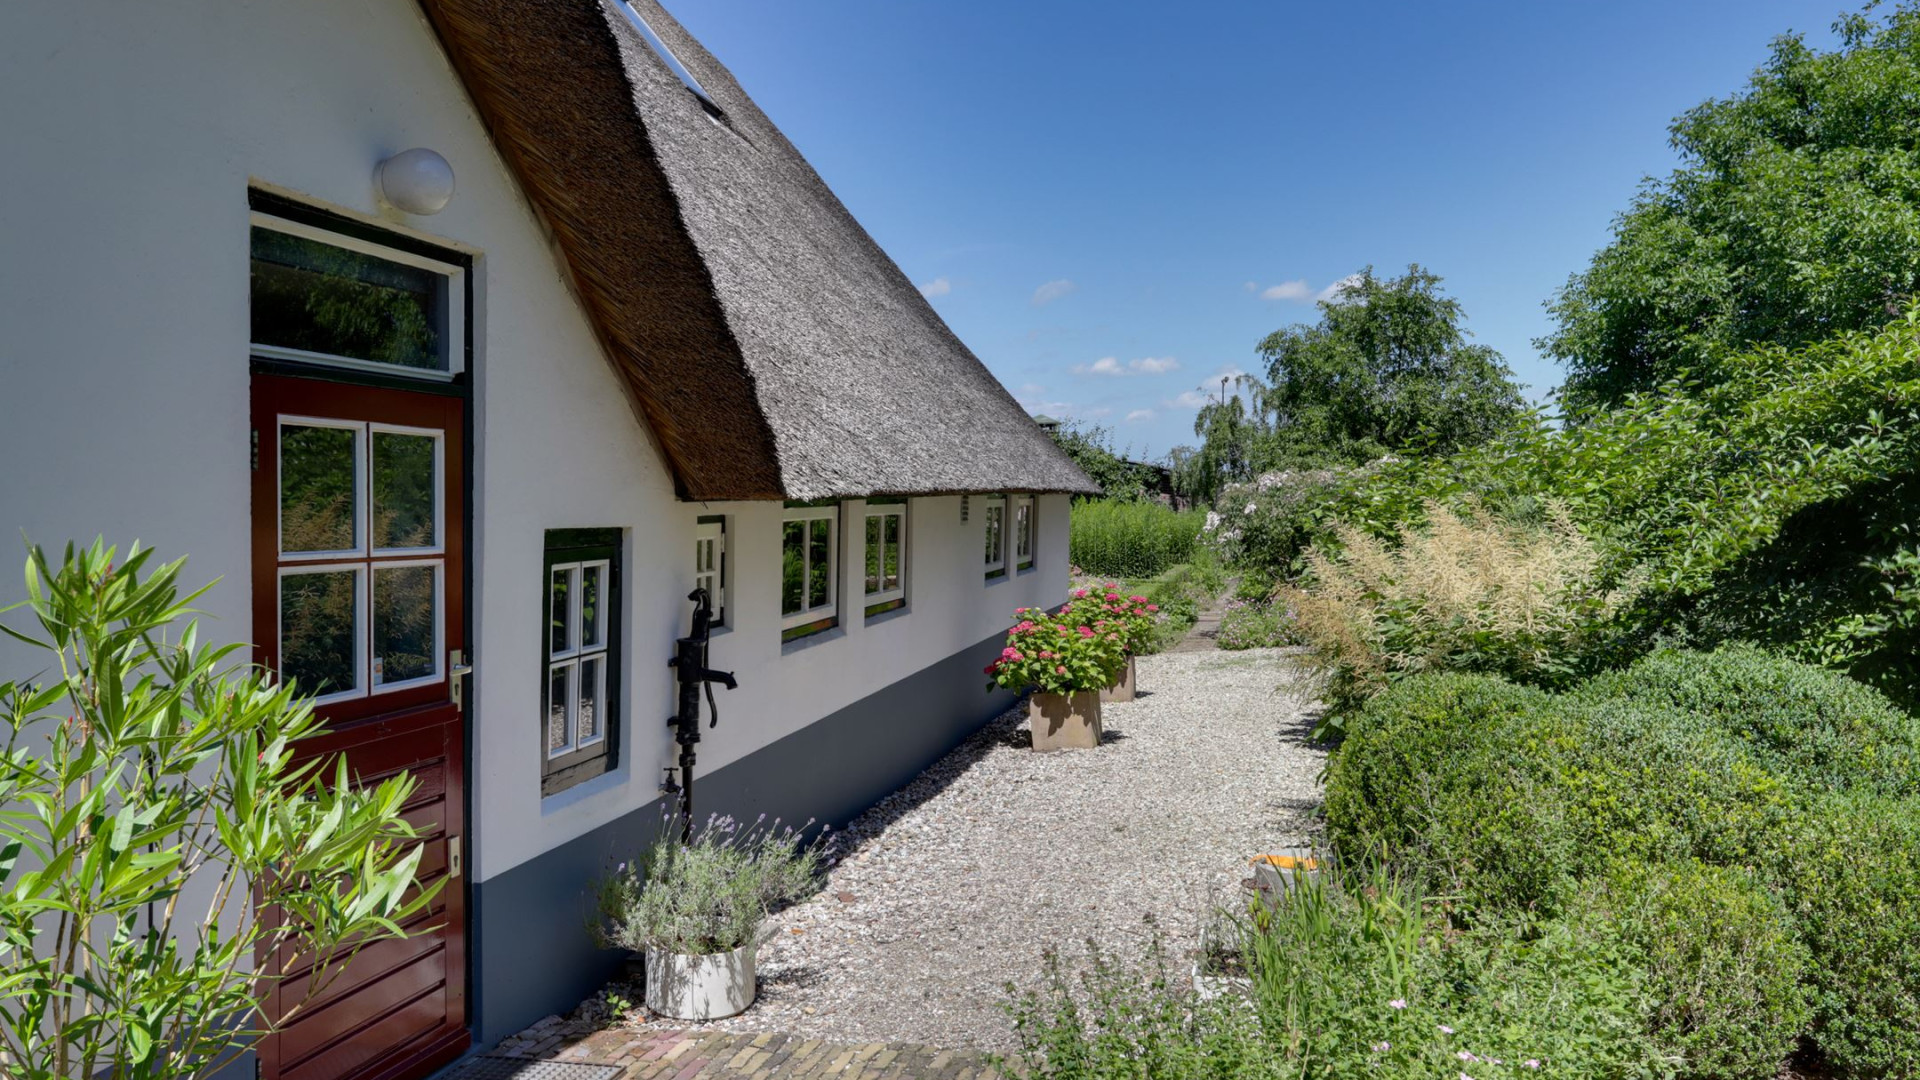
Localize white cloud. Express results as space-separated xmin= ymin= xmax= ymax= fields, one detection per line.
xmin=1031 ymin=278 xmax=1078 ymax=307
xmin=1085 ymin=406 xmax=1112 ymax=419
xmin=1316 ymin=274 xmax=1363 ymax=303
xmin=1073 ymin=356 xmax=1179 ymax=377
xmin=1243 ymin=281 xmax=1258 ymax=293
xmin=1260 ymin=280 xmax=1313 ymax=301
xmin=918 ymin=276 xmax=952 ymax=298
xmin=1168 ymin=389 xmax=1213 ymax=410
xmin=1072 ymin=356 xmax=1126 ymax=376
xmin=1126 ymin=409 xmax=1155 ymax=422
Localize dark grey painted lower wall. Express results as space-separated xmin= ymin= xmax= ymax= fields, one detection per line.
xmin=470 ymin=630 xmax=1015 ymax=1045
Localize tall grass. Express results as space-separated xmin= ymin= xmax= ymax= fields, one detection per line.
xmin=1069 ymin=499 xmax=1205 ymax=579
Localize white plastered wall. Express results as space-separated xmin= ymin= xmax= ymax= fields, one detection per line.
xmin=0 ymin=1 xmax=1072 ymax=888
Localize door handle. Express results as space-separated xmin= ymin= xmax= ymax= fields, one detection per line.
xmin=449 ymin=649 xmax=473 ymax=713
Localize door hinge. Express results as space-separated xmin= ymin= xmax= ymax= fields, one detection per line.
xmin=249 ymin=428 xmax=259 ymax=471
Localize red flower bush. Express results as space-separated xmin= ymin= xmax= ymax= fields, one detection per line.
xmin=985 ymin=606 xmax=1127 ymax=694
xmin=1065 ymin=581 xmax=1160 ymax=655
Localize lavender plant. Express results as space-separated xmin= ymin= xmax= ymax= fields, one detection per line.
xmin=593 ymin=814 xmax=823 ymax=956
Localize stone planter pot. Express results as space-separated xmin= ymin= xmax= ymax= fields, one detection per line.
xmin=1191 ymin=923 xmax=1252 ymax=1002
xmin=1028 ymin=690 xmax=1103 ymax=751
xmin=644 ymin=942 xmax=756 ymax=1020
xmin=1249 ymin=849 xmax=1325 ymax=900
xmin=1101 ymin=655 xmax=1137 ymax=703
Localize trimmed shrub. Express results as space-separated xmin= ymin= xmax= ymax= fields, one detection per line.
xmin=1592 ymin=860 xmax=1810 ymax=1080
xmin=1324 ymin=674 xmax=1582 ymax=912
xmin=1563 ymin=697 xmax=1799 ymax=869
xmin=1775 ymin=794 xmax=1920 ymax=1078
xmin=1575 ymin=644 xmax=1920 ymax=796
xmin=1068 ymin=499 xmax=1204 ymax=579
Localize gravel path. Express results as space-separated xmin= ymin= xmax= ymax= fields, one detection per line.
xmin=629 ymin=645 xmax=1325 ymax=1051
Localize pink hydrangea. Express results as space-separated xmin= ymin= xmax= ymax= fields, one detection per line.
xmin=1055 ymin=665 xmax=1067 ymax=675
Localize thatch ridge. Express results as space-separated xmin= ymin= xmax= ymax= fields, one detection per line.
xmin=417 ymin=0 xmax=1098 ymax=500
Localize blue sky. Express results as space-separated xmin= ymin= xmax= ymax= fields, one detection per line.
xmin=671 ymin=0 xmax=1848 ymax=461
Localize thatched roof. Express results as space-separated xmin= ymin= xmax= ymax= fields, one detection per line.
xmin=416 ymin=0 xmax=1097 ymax=500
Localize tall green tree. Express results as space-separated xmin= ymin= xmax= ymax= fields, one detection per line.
xmin=1544 ymin=3 xmax=1920 ymax=411
xmin=1255 ymin=265 xmax=1523 ymax=464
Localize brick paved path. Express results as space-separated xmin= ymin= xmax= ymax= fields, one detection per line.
xmin=486 ymin=1022 xmax=1002 ymax=1080
xmin=1164 ymin=603 xmax=1223 ymax=653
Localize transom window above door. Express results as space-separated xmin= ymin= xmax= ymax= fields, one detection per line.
xmin=251 ymin=213 xmax=465 ymax=379
xmin=276 ymin=415 xmax=446 ymax=704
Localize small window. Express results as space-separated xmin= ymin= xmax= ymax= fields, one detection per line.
xmin=863 ymin=500 xmax=907 ymax=616
xmin=1014 ymin=496 xmax=1036 ymax=572
xmin=613 ymin=0 xmax=725 ymax=120
xmin=983 ymin=494 xmax=1008 ymax=579
xmin=250 ymin=213 xmax=464 ymax=378
xmin=544 ymin=529 xmax=621 ymax=795
xmin=695 ymin=517 xmax=726 ymax=626
xmin=781 ymin=503 xmax=838 ymax=640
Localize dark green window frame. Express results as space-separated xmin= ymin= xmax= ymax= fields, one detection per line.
xmin=542 ymin=528 xmax=622 ymax=796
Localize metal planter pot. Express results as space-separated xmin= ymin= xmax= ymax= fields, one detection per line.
xmin=1028 ymin=690 xmax=1104 ymax=751
xmin=644 ymin=942 xmax=756 ymax=1020
xmin=1100 ymin=655 xmax=1137 ymax=703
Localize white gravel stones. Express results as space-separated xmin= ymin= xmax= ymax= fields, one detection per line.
xmin=639 ymin=647 xmax=1324 ymax=1049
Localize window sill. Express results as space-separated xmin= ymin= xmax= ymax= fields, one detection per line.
xmin=984 ymin=568 xmax=1009 ymax=583
xmin=542 ymin=751 xmax=618 ymax=801
xmin=1016 ymin=561 xmax=1036 ymax=575
xmin=864 ymin=601 xmax=910 ymax=628
xmin=781 ymin=621 xmax=845 ymax=655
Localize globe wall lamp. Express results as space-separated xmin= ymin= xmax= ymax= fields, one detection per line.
xmin=376 ymin=148 xmax=455 ymax=215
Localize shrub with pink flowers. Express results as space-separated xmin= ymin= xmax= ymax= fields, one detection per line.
xmin=1064 ymin=582 xmax=1160 ymax=656
xmin=985 ymin=607 xmax=1127 ymax=695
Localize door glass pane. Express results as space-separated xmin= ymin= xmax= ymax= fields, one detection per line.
xmin=884 ymin=514 xmax=901 ymax=591
xmin=373 ymin=564 xmax=437 ymax=685
xmin=281 ymin=569 xmax=359 ymax=697
xmin=578 ymin=656 xmax=602 ymax=743
xmin=808 ymin=518 xmax=831 ymax=609
xmin=781 ymin=521 xmax=804 ymax=616
xmin=372 ymin=431 xmax=437 ymax=549
xmin=864 ymin=516 xmax=882 ymax=594
xmin=550 ymin=566 xmax=572 ymax=654
xmin=581 ymin=564 xmax=603 ymax=649
xmin=251 ymin=227 xmax=448 ymax=371
xmin=281 ymin=424 xmax=358 ymax=553
xmin=547 ymin=663 xmax=572 ymax=754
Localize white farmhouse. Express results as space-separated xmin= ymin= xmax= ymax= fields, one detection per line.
xmin=0 ymin=2 xmax=1095 ymax=1078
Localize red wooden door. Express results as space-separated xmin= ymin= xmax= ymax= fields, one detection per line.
xmin=251 ymin=372 xmax=469 ymax=1080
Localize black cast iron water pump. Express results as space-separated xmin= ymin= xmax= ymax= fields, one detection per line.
xmin=666 ymin=586 xmax=735 ymax=841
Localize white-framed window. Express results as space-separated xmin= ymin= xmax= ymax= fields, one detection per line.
xmin=863 ymin=501 xmax=907 ymax=615
xmin=781 ymin=504 xmax=838 ymax=638
xmin=1014 ymin=495 xmax=1036 ymax=571
xmin=274 ymin=415 xmax=446 ymax=705
xmin=983 ymin=494 xmax=1009 ymax=579
xmin=695 ymin=517 xmax=727 ymax=626
xmin=250 ymin=211 xmax=466 ymax=380
xmin=543 ymin=529 xmax=621 ymax=796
